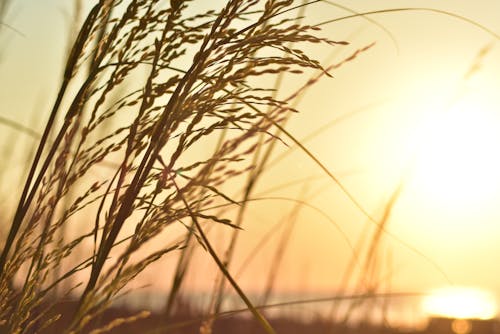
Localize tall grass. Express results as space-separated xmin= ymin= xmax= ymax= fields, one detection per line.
xmin=0 ymin=1 xmax=352 ymax=333
xmin=2 ymin=1 xmax=498 ymax=333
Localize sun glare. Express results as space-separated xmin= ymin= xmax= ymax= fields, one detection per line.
xmin=422 ymin=287 xmax=498 ymax=320
xmin=410 ymin=97 xmax=500 ymax=209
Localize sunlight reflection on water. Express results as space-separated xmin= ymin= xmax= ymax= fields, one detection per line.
xmin=422 ymin=287 xmax=498 ymax=320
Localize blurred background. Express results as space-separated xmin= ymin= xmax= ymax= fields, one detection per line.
xmin=1 ymin=0 xmax=500 ymax=331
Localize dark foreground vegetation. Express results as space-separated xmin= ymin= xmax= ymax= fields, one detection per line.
xmin=2 ymin=297 xmax=499 ymax=334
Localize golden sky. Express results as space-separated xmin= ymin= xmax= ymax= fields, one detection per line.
xmin=1 ymin=0 xmax=500 ymax=322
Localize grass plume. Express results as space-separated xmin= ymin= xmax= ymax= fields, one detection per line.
xmin=0 ymin=1 xmax=351 ymax=332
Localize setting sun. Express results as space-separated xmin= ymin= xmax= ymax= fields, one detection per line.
xmin=409 ymin=96 xmax=500 ymax=209
xmin=422 ymin=287 xmax=498 ymax=320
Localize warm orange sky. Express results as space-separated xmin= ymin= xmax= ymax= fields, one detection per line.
xmin=1 ymin=0 xmax=500 ymax=322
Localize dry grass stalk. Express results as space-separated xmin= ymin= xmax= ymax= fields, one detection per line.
xmin=0 ymin=1 xmax=348 ymax=333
